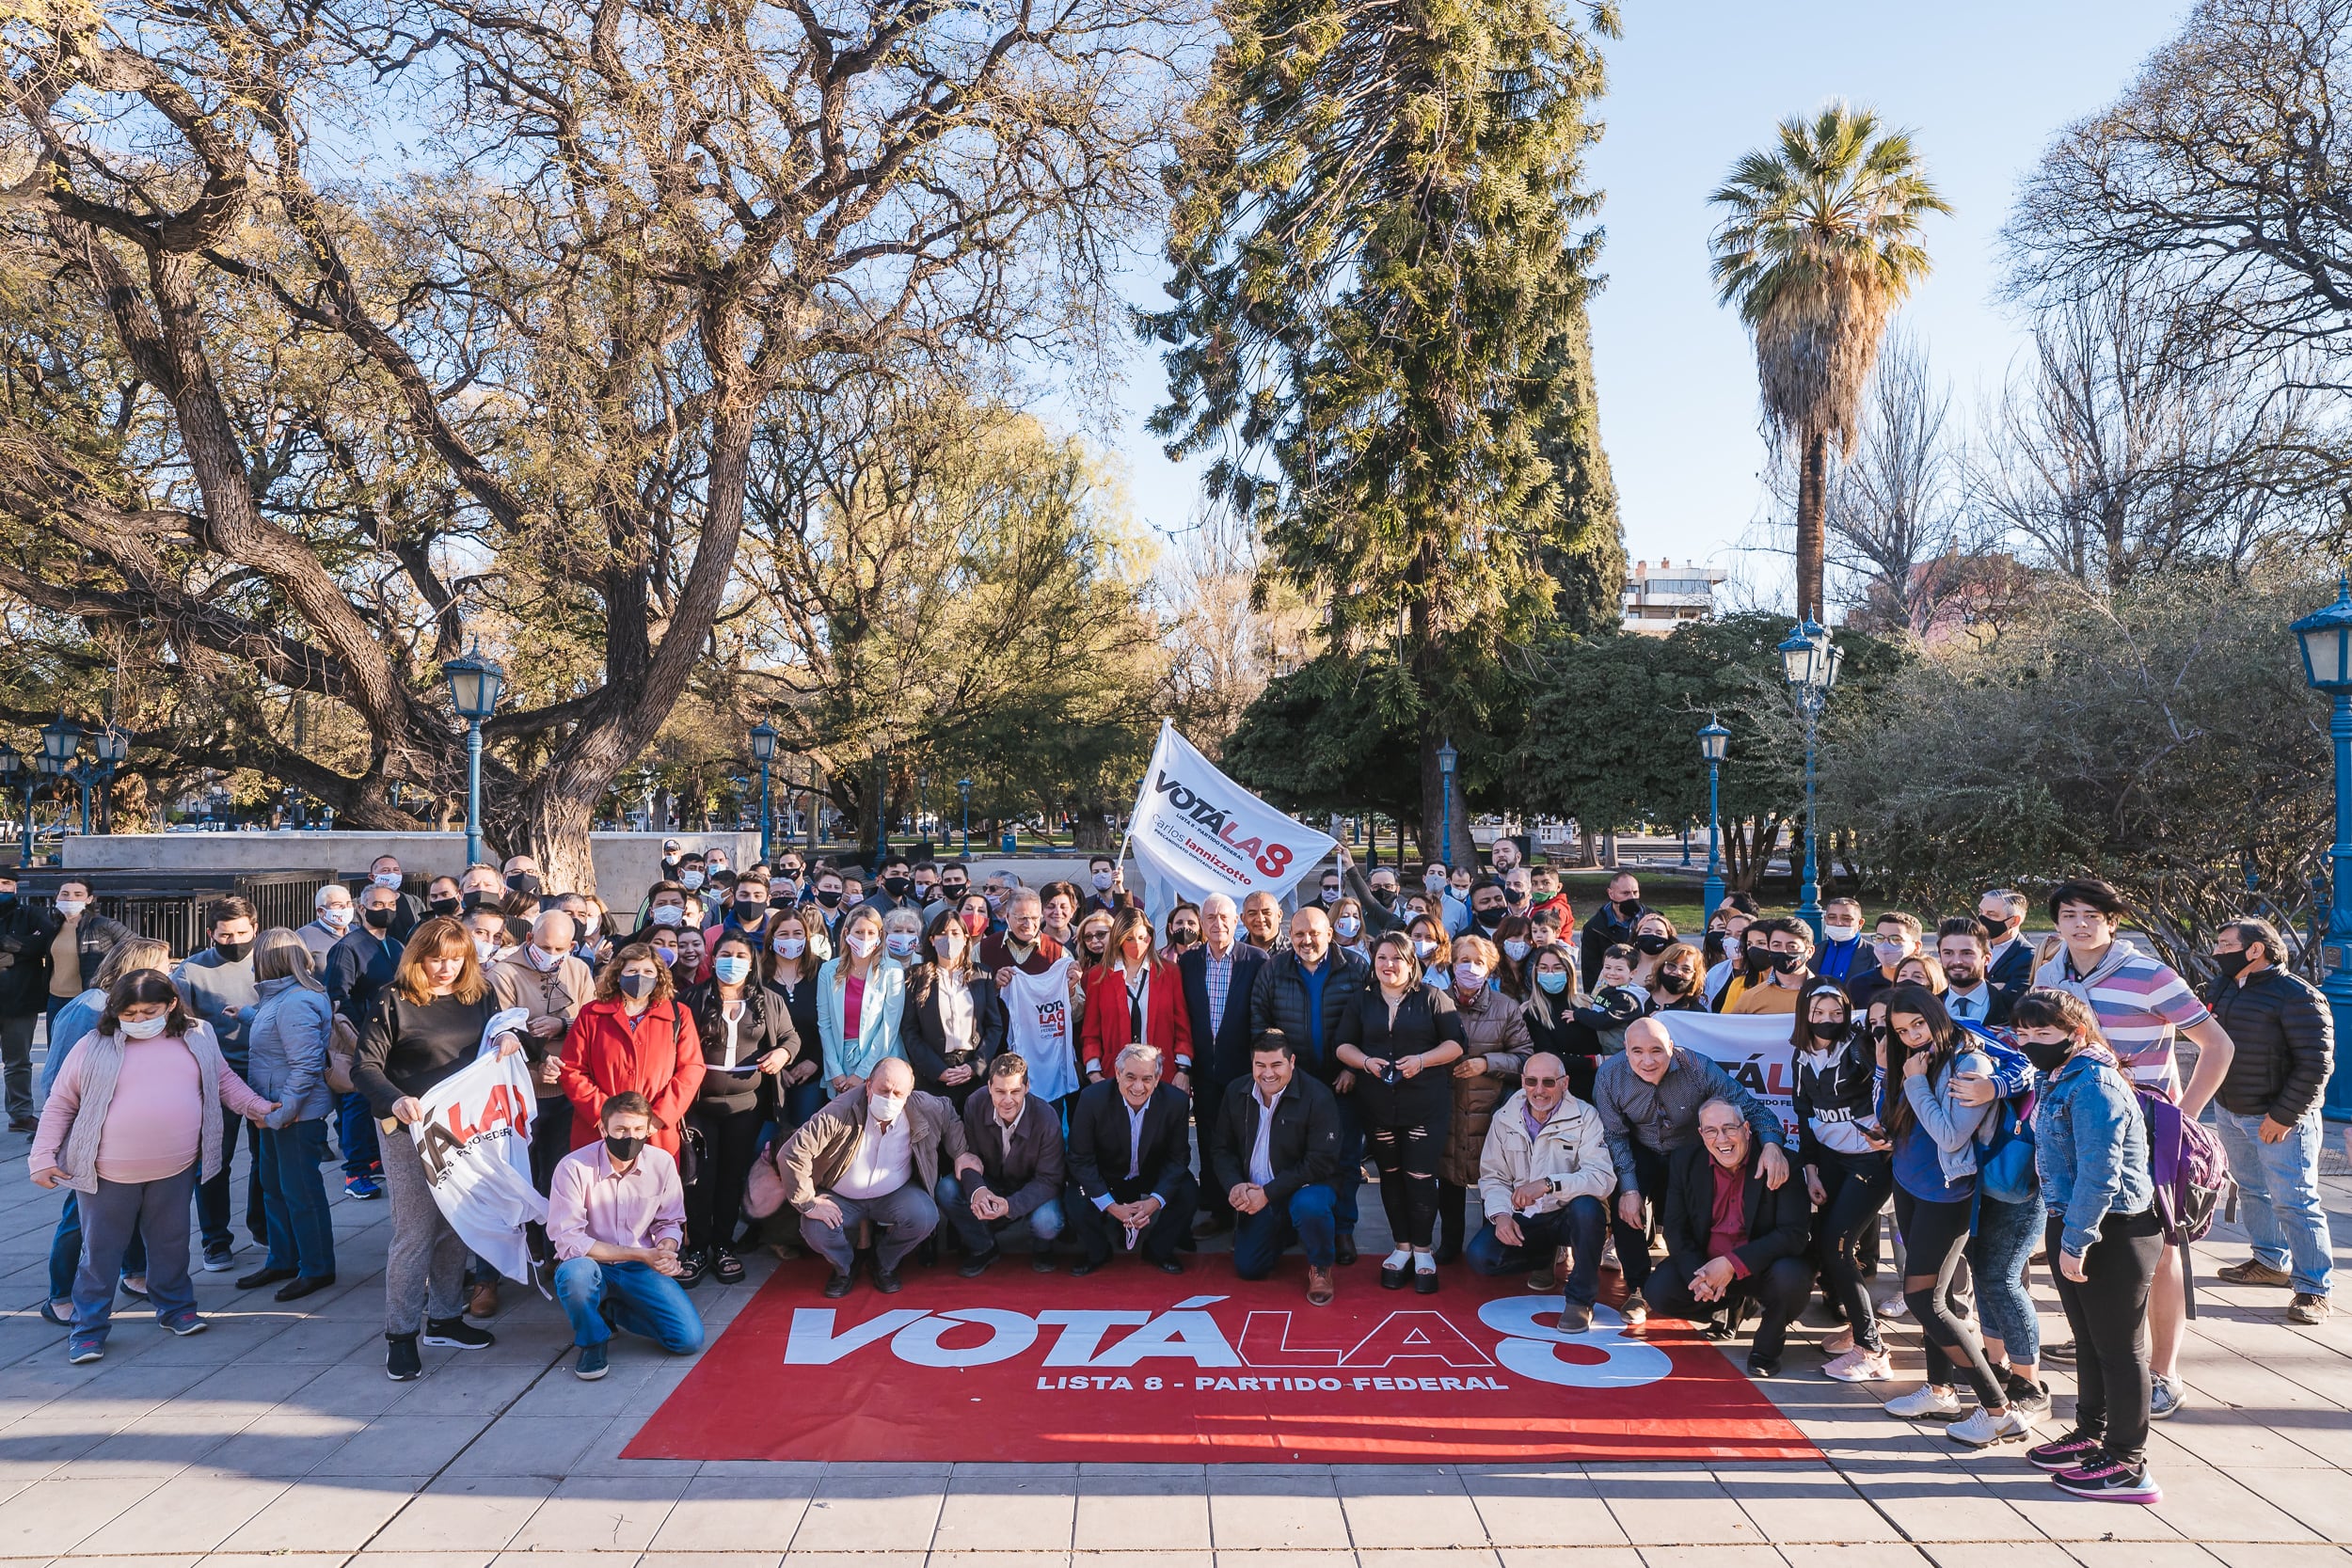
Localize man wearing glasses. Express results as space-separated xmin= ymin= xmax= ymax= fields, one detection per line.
xmin=1465 ymin=1053 xmax=1614 ymax=1332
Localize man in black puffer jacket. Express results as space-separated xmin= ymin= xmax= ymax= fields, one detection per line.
xmin=1249 ymin=908 xmax=1370 ymax=1261
xmin=2206 ymin=917 xmax=2334 ymax=1323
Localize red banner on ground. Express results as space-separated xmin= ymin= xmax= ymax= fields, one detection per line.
xmin=624 ymin=1259 xmax=1820 ymax=1465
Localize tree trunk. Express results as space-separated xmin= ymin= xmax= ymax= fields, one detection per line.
xmin=1072 ymin=812 xmax=1118 ymax=851
xmin=519 ymin=786 xmax=598 ymax=900
xmin=1797 ymin=430 xmax=1830 ymax=625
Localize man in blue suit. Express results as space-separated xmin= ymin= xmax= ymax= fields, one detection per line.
xmin=1180 ymin=892 xmax=1269 ymax=1234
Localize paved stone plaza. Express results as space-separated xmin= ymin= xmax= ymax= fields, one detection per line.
xmin=0 ymin=1132 xmax=2345 ymax=1568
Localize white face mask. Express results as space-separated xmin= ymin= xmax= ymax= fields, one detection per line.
xmin=846 ymin=931 xmax=879 ymax=959
xmin=885 ymin=932 xmax=917 ymax=958
xmin=1413 ymin=938 xmax=1437 ymax=958
xmin=680 ymin=870 xmax=705 ymax=890
xmin=372 ymin=871 xmax=404 ymax=890
xmin=1091 ymin=871 xmax=1113 ymax=891
xmin=55 ymin=899 xmax=87 ymax=920
xmin=473 ymin=937 xmax=499 ymax=962
xmin=317 ymin=905 xmax=351 ymax=928
xmin=528 ymin=944 xmax=565 ymax=972
xmin=1502 ymin=939 xmax=1530 ymax=961
xmin=119 ymin=1014 xmax=170 ymax=1040
xmin=1821 ymin=923 xmax=1859 ymax=944
xmin=868 ymin=1092 xmax=906 ymax=1123
xmin=774 ymin=935 xmax=806 ymax=958
xmin=1454 ymin=962 xmax=1488 ymax=991
xmin=1722 ymin=937 xmax=1741 ymax=962
xmin=650 ymin=905 xmax=684 ymax=927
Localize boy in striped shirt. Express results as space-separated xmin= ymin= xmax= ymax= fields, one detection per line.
xmin=2033 ymin=877 xmax=2235 ymax=1421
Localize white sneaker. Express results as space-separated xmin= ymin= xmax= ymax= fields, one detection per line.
xmin=1947 ymin=1404 xmax=2034 ymax=1448
xmin=1821 ymin=1347 xmax=1892 ymax=1383
xmin=1875 ymin=1291 xmax=1909 ymax=1318
xmin=1883 ymin=1385 xmax=1963 ymax=1420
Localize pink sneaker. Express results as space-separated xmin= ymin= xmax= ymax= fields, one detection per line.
xmin=1821 ymin=1326 xmax=1856 ymax=1355
xmin=1821 ymin=1347 xmax=1892 ymax=1383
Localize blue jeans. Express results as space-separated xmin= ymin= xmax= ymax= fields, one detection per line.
xmin=49 ymin=1193 xmax=146 ymax=1303
xmin=337 ymin=1092 xmax=381 ymax=1179
xmin=196 ymin=1103 xmax=264 ymax=1251
xmin=1233 ymin=1182 xmax=1337 ymax=1276
xmin=1966 ymin=1189 xmax=2041 ymax=1365
xmin=2214 ymin=1107 xmax=2333 ymax=1295
xmin=553 ymin=1257 xmax=705 ymax=1353
xmin=257 ymin=1119 xmax=337 ymax=1279
xmin=1464 ymin=1196 xmax=1608 ymax=1307
xmin=937 ymin=1177 xmax=1065 ymax=1255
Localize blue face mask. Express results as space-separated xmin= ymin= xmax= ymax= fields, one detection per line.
xmin=712 ymin=955 xmax=752 ymax=986
xmin=1535 ymin=970 xmax=1568 ymax=995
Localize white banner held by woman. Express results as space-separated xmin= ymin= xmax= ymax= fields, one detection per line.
xmin=1123 ymin=720 xmax=1336 ymax=914
xmin=407 ymin=1006 xmax=547 ymax=1285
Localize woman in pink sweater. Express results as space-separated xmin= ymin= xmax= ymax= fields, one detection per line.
xmin=31 ymin=970 xmax=275 ymax=1362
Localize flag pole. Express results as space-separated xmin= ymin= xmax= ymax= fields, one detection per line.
xmin=1117 ymin=717 xmax=1166 ymax=879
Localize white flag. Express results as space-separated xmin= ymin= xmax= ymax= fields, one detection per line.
xmin=406 ymin=1007 xmax=548 ymax=1285
xmin=1123 ymin=720 xmax=1337 ymax=909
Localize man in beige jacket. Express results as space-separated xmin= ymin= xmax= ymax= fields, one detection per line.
xmin=1468 ymin=1052 xmax=1615 ymax=1332
xmin=764 ymin=1059 xmax=978 ymax=1298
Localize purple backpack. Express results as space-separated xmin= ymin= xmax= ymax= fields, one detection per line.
xmin=2134 ymin=1086 xmax=2233 ymax=1246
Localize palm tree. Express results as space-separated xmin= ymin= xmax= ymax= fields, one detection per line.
xmin=1709 ymin=103 xmax=1948 ymax=624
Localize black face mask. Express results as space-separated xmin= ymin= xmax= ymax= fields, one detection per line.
xmin=1614 ymin=897 xmax=1642 ymax=920
xmin=362 ymin=907 xmax=396 ymax=931
xmin=883 ymin=877 xmax=913 ymax=899
xmin=1635 ymin=932 xmax=1672 ymax=956
xmin=943 ymin=883 xmax=966 ymax=900
xmin=2020 ymin=1037 xmax=2073 ymax=1074
xmin=461 ymin=890 xmax=497 ymax=912
xmin=782 ymin=868 xmax=806 ymax=884
xmin=429 ymin=895 xmax=461 ymax=918
xmin=2211 ymin=948 xmax=2252 ymax=981
xmin=815 ymin=889 xmax=842 ymax=909
xmin=215 ymin=938 xmax=253 ymax=962
xmin=1473 ymin=906 xmax=1504 ymax=930
xmin=1658 ymin=966 xmax=1695 ymax=994
xmin=734 ymin=899 xmax=769 ymax=924
xmin=603 ymin=1133 xmax=646 ymax=1162
xmin=1767 ymin=950 xmax=1804 ymax=974
xmin=1809 ymin=1019 xmax=1848 ymax=1044
xmin=1370 ymin=888 xmax=1397 ymax=908
xmin=1979 ymin=913 xmax=2015 ymax=942
xmin=510 ymin=873 xmax=543 ymax=895
xmin=619 ymin=971 xmax=657 ymax=999
xmin=1171 ymin=928 xmax=1201 ymax=947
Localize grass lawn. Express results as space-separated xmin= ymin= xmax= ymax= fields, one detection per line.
xmin=1549 ymin=869 xmax=1707 ymax=933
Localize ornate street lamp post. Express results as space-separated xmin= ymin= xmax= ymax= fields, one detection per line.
xmin=1437 ymin=738 xmax=1458 ymax=867
xmin=2291 ymin=578 xmax=2352 ymax=1117
xmin=441 ymin=644 xmax=506 ymax=869
xmin=1699 ymin=715 xmax=1730 ymax=927
xmin=1775 ymin=621 xmax=1842 ymax=940
xmin=750 ymin=720 xmax=777 ymax=863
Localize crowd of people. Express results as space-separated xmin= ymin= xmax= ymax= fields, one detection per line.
xmin=1 ymin=837 xmax=2334 ymax=1511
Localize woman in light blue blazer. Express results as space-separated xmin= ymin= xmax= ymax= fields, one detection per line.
xmin=818 ymin=904 xmax=907 ymax=1093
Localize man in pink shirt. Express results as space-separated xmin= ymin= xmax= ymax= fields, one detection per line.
xmin=547 ymin=1091 xmax=704 ymax=1381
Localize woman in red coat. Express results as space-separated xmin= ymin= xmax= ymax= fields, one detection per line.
xmin=1078 ymin=909 xmax=1195 ymax=1088
xmin=558 ymin=943 xmax=705 ymax=1157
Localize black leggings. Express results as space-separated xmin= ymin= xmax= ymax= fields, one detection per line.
xmin=685 ymin=1101 xmax=768 ymax=1253
xmin=1367 ymin=1117 xmax=1443 ymax=1248
xmin=1811 ymin=1149 xmax=1893 ymax=1354
xmin=1894 ymin=1186 xmax=2006 ymax=1409
xmin=2048 ymin=1210 xmax=2163 ymax=1465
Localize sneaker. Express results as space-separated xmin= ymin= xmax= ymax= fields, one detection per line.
xmin=1948 ymin=1404 xmax=2033 ymax=1448
xmin=2004 ymin=1374 xmax=2052 ymax=1416
xmin=2217 ymin=1257 xmax=2295 ymax=1288
xmin=67 ymin=1333 xmax=103 ymax=1363
xmin=1820 ymin=1325 xmax=1856 ymax=1355
xmin=1618 ymin=1297 xmax=1649 ymax=1331
xmin=1556 ymin=1300 xmax=1592 ymax=1334
xmin=1821 ymin=1347 xmax=1893 ymax=1383
xmin=2027 ymin=1428 xmax=2105 ymax=1471
xmin=1883 ymin=1385 xmax=1963 ymax=1421
xmin=574 ymin=1341 xmax=609 ymax=1381
xmin=1874 ymin=1290 xmax=1908 ymax=1319
xmin=386 ymin=1334 xmax=422 ymax=1382
xmin=958 ymin=1247 xmax=1002 ymax=1279
xmin=200 ymin=1241 xmax=235 ymax=1272
xmin=158 ymin=1308 xmax=207 ymax=1336
xmin=2149 ymin=1373 xmax=2185 ymax=1419
xmin=421 ymin=1316 xmax=495 ymax=1351
xmin=1747 ymin=1352 xmax=1782 ymax=1378
xmin=343 ymin=1174 xmax=381 ymax=1200
xmin=2053 ymin=1453 xmax=2161 ymax=1504
xmin=2042 ymin=1338 xmax=2076 ymax=1364
xmin=2290 ymin=1292 xmax=2331 ymax=1324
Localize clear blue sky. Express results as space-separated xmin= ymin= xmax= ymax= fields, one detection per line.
xmin=1104 ymin=1 xmax=2192 ymax=602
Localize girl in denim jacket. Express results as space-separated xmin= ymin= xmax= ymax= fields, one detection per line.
xmin=2014 ymin=988 xmax=2160 ymax=1504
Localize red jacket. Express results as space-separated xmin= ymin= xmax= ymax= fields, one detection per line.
xmin=558 ymin=995 xmax=706 ymax=1156
xmin=1078 ymin=958 xmax=1194 ymax=1083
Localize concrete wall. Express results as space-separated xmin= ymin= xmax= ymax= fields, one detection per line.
xmin=64 ymin=832 xmax=762 ymax=917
